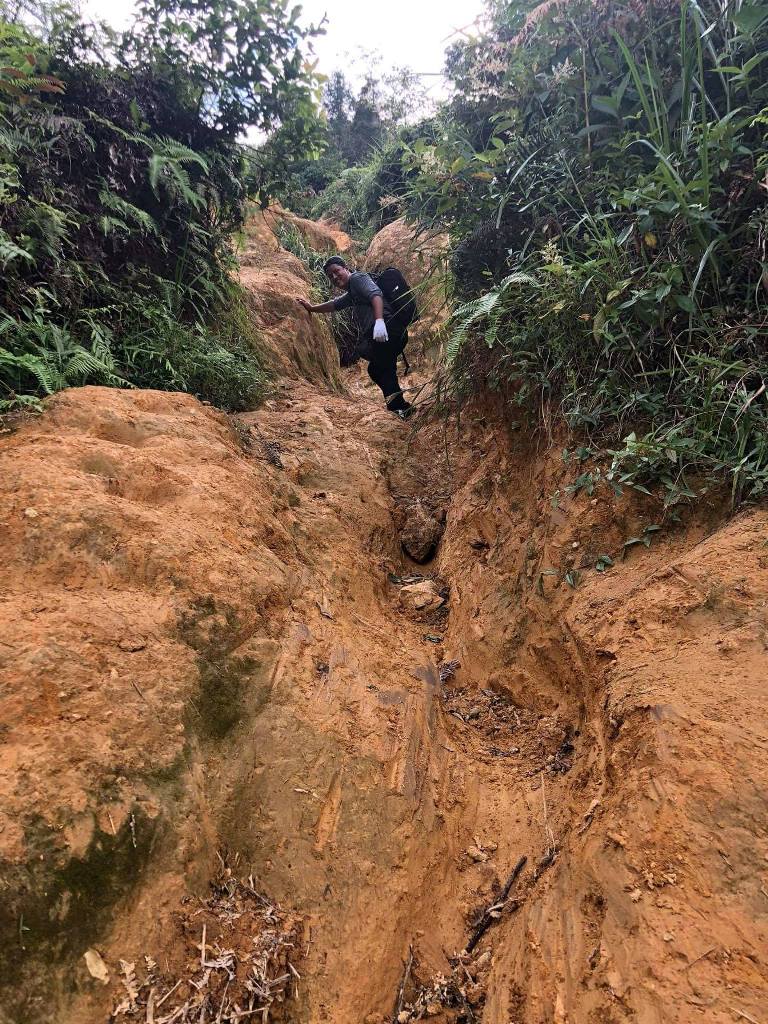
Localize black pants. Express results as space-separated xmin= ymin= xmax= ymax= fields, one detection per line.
xmin=365 ymin=329 xmax=409 ymax=411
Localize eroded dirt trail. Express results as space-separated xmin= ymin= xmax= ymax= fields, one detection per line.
xmin=230 ymin=376 xmax=536 ymax=1022
xmin=2 ymin=214 xmax=768 ymax=1024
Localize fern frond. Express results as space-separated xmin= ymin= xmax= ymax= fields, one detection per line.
xmin=156 ymin=137 xmax=209 ymax=173
xmin=448 ymin=272 xmax=538 ymax=362
xmin=0 ymin=346 xmax=60 ymax=394
xmin=148 ymin=152 xmax=163 ymax=195
xmin=98 ymin=188 xmax=158 ymax=235
xmin=148 ymin=154 xmax=206 ymax=209
xmin=99 ymin=214 xmax=128 ymax=236
xmin=83 ymin=109 xmax=152 ymax=149
xmin=0 ymin=230 xmax=34 ymax=268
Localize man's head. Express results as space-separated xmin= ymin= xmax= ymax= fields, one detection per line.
xmin=323 ymin=255 xmax=351 ymax=289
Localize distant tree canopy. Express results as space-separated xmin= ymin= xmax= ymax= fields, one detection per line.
xmin=248 ymin=59 xmax=432 ymax=212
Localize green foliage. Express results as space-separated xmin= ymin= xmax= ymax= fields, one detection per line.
xmin=118 ymin=287 xmax=269 ymax=411
xmin=120 ymin=0 xmax=323 ymax=139
xmin=0 ymin=0 xmax=318 ymax=412
xmin=253 ymin=64 xmax=433 ymax=232
xmin=273 ymin=220 xmax=330 ymax=293
xmin=0 ymin=315 xmax=124 ymax=407
xmin=405 ymin=0 xmax=768 ymax=507
xmin=305 ymin=122 xmax=438 ymax=241
xmin=310 ymin=164 xmax=380 ymax=241
xmin=243 ymin=105 xmax=333 ymax=213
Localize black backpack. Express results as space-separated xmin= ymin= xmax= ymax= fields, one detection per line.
xmin=372 ymin=267 xmax=420 ymax=333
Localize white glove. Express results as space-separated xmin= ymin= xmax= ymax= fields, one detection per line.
xmin=373 ymin=318 xmax=389 ymax=342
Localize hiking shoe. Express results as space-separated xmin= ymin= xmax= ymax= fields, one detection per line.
xmin=393 ymin=406 xmax=413 ymax=421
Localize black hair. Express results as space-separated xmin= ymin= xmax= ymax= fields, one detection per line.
xmin=323 ymin=256 xmax=347 ymax=272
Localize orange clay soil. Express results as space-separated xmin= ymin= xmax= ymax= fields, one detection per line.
xmin=1 ymin=238 xmax=767 ymax=1024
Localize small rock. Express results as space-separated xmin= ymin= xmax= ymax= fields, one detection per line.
xmin=83 ymin=948 xmax=109 ymax=984
xmin=607 ymin=968 xmax=627 ymax=997
xmin=583 ymin=797 xmax=602 ymax=820
xmin=425 ymin=1003 xmax=442 ymax=1017
xmin=571 ymin=541 xmax=580 ymax=549
xmin=466 ymin=706 xmax=482 ymax=720
xmin=401 ymin=502 xmax=443 ymax=563
xmin=398 ymin=580 xmax=444 ymax=614
xmin=397 ymin=1013 xmax=411 ymax=1024
xmin=630 ymin=888 xmax=643 ymax=902
xmin=23 ymin=508 xmax=38 ymax=518
xmin=473 ymin=950 xmax=492 ymax=969
xmin=663 ymin=932 xmax=674 ymax=942
xmin=118 ymin=636 xmax=147 ymax=653
xmin=466 ymin=982 xmax=484 ymax=1003
xmin=467 ymin=845 xmax=489 ymax=863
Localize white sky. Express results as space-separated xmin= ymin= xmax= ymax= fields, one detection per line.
xmin=301 ymin=0 xmax=485 ymax=94
xmin=83 ymin=0 xmax=486 ymax=96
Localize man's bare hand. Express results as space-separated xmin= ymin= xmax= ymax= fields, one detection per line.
xmin=297 ymin=297 xmax=313 ymax=312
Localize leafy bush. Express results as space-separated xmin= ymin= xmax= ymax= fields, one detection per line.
xmin=273 ymin=221 xmax=331 ymax=290
xmin=115 ymin=288 xmax=269 ymax=411
xmin=0 ymin=0 xmax=318 ymax=412
xmin=305 ymin=125 xmax=436 ymax=243
xmin=309 ymin=165 xmax=378 ymax=240
xmin=403 ymin=0 xmax=768 ymax=505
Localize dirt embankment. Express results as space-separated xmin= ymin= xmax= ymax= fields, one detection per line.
xmin=263 ymin=202 xmax=355 ymax=258
xmin=1 ymin=222 xmax=767 ymax=1024
xmin=431 ymin=415 xmax=768 ymax=1024
xmin=237 ymin=207 xmax=347 ymax=388
xmin=363 ymin=218 xmax=449 ymax=355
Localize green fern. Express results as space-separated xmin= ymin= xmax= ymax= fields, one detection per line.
xmin=149 ymin=155 xmax=205 ymax=209
xmin=449 ymin=272 xmax=537 ymax=362
xmin=99 ymin=214 xmax=128 ymax=236
xmin=156 ymin=138 xmax=209 ymax=172
xmin=0 ymin=310 xmax=127 ymax=395
xmin=83 ymin=109 xmax=152 ymax=148
xmin=99 ymin=187 xmax=159 ymax=235
xmin=0 ymin=229 xmax=34 ymax=268
xmin=0 ymin=345 xmax=58 ymax=393
xmin=148 ymin=138 xmax=209 ymax=210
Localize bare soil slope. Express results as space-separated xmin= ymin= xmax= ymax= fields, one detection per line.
xmin=237 ymin=208 xmax=344 ymax=387
xmin=1 ymin=235 xmax=766 ymax=1024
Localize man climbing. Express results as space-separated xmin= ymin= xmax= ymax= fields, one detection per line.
xmin=297 ymin=256 xmax=411 ymax=418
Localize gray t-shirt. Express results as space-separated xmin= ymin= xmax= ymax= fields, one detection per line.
xmin=332 ymin=271 xmax=392 ymax=338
